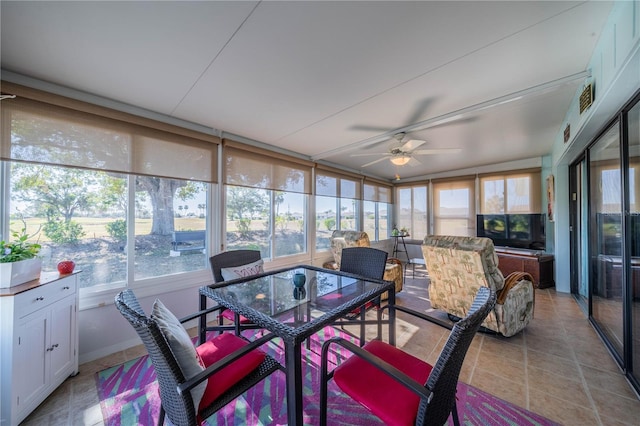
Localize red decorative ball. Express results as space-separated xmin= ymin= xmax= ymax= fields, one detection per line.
xmin=57 ymin=260 xmax=75 ymax=274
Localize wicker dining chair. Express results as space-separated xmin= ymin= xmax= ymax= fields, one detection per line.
xmin=339 ymin=246 xmax=388 ymax=280
xmin=320 ymin=286 xmax=496 ymax=426
xmin=338 ymin=246 xmax=388 ymax=345
xmin=208 ymin=250 xmax=263 ymax=333
xmin=115 ymin=289 xmax=280 ymax=426
xmin=209 ymin=250 xmax=262 ymax=283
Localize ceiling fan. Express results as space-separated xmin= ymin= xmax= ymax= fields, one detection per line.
xmin=351 ymin=133 xmax=461 ymax=168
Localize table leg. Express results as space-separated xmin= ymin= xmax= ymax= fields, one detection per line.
xmin=199 ymin=293 xmax=207 ymax=344
xmin=388 ymin=287 xmax=396 ymax=347
xmin=284 ymin=340 xmax=303 ymax=425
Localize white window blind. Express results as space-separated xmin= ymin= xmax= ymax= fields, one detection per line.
xmin=224 ymin=140 xmax=312 ymax=194
xmin=479 ymin=169 xmax=541 ymax=214
xmin=432 ymin=177 xmax=475 ymax=236
xmin=363 ymin=179 xmax=392 ymax=203
xmin=1 ymin=83 xmax=219 ymax=182
xmin=315 ymin=167 xmax=362 ymax=199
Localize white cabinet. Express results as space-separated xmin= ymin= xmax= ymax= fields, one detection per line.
xmin=0 ymin=273 xmax=79 ymax=426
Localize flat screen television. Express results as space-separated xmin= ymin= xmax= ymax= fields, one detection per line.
xmin=476 ymin=213 xmax=546 ymax=250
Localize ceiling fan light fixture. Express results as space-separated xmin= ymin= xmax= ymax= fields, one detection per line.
xmin=390 ymin=155 xmax=411 ymax=166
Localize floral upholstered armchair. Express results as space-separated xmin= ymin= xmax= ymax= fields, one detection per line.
xmin=422 ymin=235 xmax=534 ymax=337
xmin=323 ymin=230 xmax=403 ymax=299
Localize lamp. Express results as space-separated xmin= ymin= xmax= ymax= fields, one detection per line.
xmin=390 ymin=155 xmax=410 ymax=166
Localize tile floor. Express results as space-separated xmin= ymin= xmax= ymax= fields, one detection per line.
xmin=20 ymin=274 xmax=640 ymax=426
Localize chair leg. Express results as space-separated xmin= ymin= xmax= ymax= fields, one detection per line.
xmin=218 ymin=310 xmax=225 ymax=334
xmin=157 ymin=406 xmax=165 ymax=426
xmin=359 ymin=306 xmax=366 ymax=347
xmin=319 ymin=341 xmax=332 ymax=426
xmin=451 ymin=400 xmax=460 ymax=426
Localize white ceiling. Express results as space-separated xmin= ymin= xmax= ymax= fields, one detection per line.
xmin=0 ymin=1 xmax=614 ymax=181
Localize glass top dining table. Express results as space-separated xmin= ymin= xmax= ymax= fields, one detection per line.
xmin=198 ymin=264 xmax=396 ymax=425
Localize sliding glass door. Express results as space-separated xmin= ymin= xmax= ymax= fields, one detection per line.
xmin=628 ymin=100 xmax=640 ymax=383
xmin=589 ymin=122 xmax=624 ymax=359
xmin=570 ymin=91 xmax=640 ymax=393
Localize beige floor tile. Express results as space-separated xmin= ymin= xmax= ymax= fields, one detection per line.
xmin=528 ymin=388 xmax=600 ymax=426
xmin=525 ymin=333 xmax=575 ymax=360
xmin=526 ymin=348 xmax=581 ymax=379
xmin=591 ymin=388 xmax=640 ymax=425
xmin=581 ymin=364 xmax=638 ymax=400
xmin=468 ymin=368 xmax=527 ymax=408
xmin=526 ymin=365 xmax=592 ymax=408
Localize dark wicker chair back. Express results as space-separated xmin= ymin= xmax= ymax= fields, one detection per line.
xmin=416 ymin=286 xmax=496 ymax=425
xmin=339 ymin=247 xmax=388 ymax=280
xmin=209 ymin=250 xmax=262 ymax=283
xmin=115 ymin=289 xmax=197 ymax=426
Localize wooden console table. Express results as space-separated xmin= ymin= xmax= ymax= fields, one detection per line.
xmin=494 ymin=247 xmax=555 ymax=289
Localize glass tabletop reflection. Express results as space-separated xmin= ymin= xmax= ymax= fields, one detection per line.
xmin=205 ymin=266 xmax=388 ymax=329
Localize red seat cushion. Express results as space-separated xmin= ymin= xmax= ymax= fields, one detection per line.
xmin=220 ymin=308 xmax=252 ymax=324
xmin=333 ymin=340 xmax=433 ymax=426
xmin=196 ymin=333 xmax=266 ymax=412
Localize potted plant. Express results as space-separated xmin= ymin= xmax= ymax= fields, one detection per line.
xmin=0 ymin=220 xmax=42 ymax=288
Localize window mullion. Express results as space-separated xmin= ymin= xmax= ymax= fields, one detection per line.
xmin=127 ymin=174 xmax=136 ymax=285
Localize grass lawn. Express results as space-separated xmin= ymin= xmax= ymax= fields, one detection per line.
xmin=10 ymin=217 xmax=206 ymax=243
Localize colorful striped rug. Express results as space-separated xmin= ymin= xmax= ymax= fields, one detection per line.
xmin=96 ymin=328 xmax=559 ymax=425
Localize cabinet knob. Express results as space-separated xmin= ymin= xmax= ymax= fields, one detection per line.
xmin=63 ymin=286 xmax=70 ymax=290
xmin=46 ymin=343 xmax=59 ymax=352
xmin=35 ymin=296 xmax=44 ymax=301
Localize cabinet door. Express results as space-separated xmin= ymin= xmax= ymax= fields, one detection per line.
xmin=49 ymin=296 xmax=76 ymax=384
xmin=14 ymin=310 xmax=48 ymax=413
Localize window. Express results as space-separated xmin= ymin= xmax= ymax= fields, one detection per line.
xmin=135 ymin=177 xmax=209 ymax=280
xmin=315 ymin=168 xmax=362 ymax=250
xmin=479 ymin=170 xmax=541 ymax=214
xmin=1 ymin=83 xmax=218 ymax=297
xmin=363 ymin=181 xmax=392 ymax=241
xmin=8 ymin=163 xmax=128 ymax=289
xmin=396 ymin=184 xmax=427 ymax=239
xmin=224 ymin=140 xmax=311 ymax=260
xmin=432 ymin=177 xmax=475 ymax=236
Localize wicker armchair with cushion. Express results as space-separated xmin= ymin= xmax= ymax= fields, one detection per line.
xmin=320 ymin=287 xmax=496 ymax=426
xmin=324 ymin=230 xmax=403 ymax=299
xmin=422 ymin=235 xmax=535 ymax=337
xmin=115 ymin=289 xmax=280 ymax=426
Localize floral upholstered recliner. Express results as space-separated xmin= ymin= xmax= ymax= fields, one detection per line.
xmin=323 ymin=230 xmax=403 ymax=299
xmin=422 ymin=235 xmax=534 ymax=337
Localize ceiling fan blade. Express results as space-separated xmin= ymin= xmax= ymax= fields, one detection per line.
xmin=350 ymin=152 xmax=391 ymax=157
xmin=413 ymin=148 xmax=462 ymax=155
xmin=349 ymin=124 xmax=393 ymax=133
xmin=360 ymin=157 xmax=389 ymax=168
xmin=401 ymin=139 xmax=426 ymax=152
xmin=407 ymin=157 xmax=422 ymax=167
xmin=405 ymin=97 xmax=436 ymax=125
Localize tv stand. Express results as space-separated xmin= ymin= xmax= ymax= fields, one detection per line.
xmin=494 ymin=247 xmax=555 ymax=289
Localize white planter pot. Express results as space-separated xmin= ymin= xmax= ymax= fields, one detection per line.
xmin=0 ymin=258 xmax=42 ymax=288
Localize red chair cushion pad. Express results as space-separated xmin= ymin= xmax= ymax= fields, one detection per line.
xmin=333 ymin=340 xmax=433 ymax=426
xmin=220 ymin=308 xmax=252 ymax=324
xmin=196 ymin=333 xmax=266 ymax=411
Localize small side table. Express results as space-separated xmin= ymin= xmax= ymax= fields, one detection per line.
xmin=407 ymin=257 xmax=426 ymax=278
xmin=391 ymin=234 xmax=410 ymax=263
